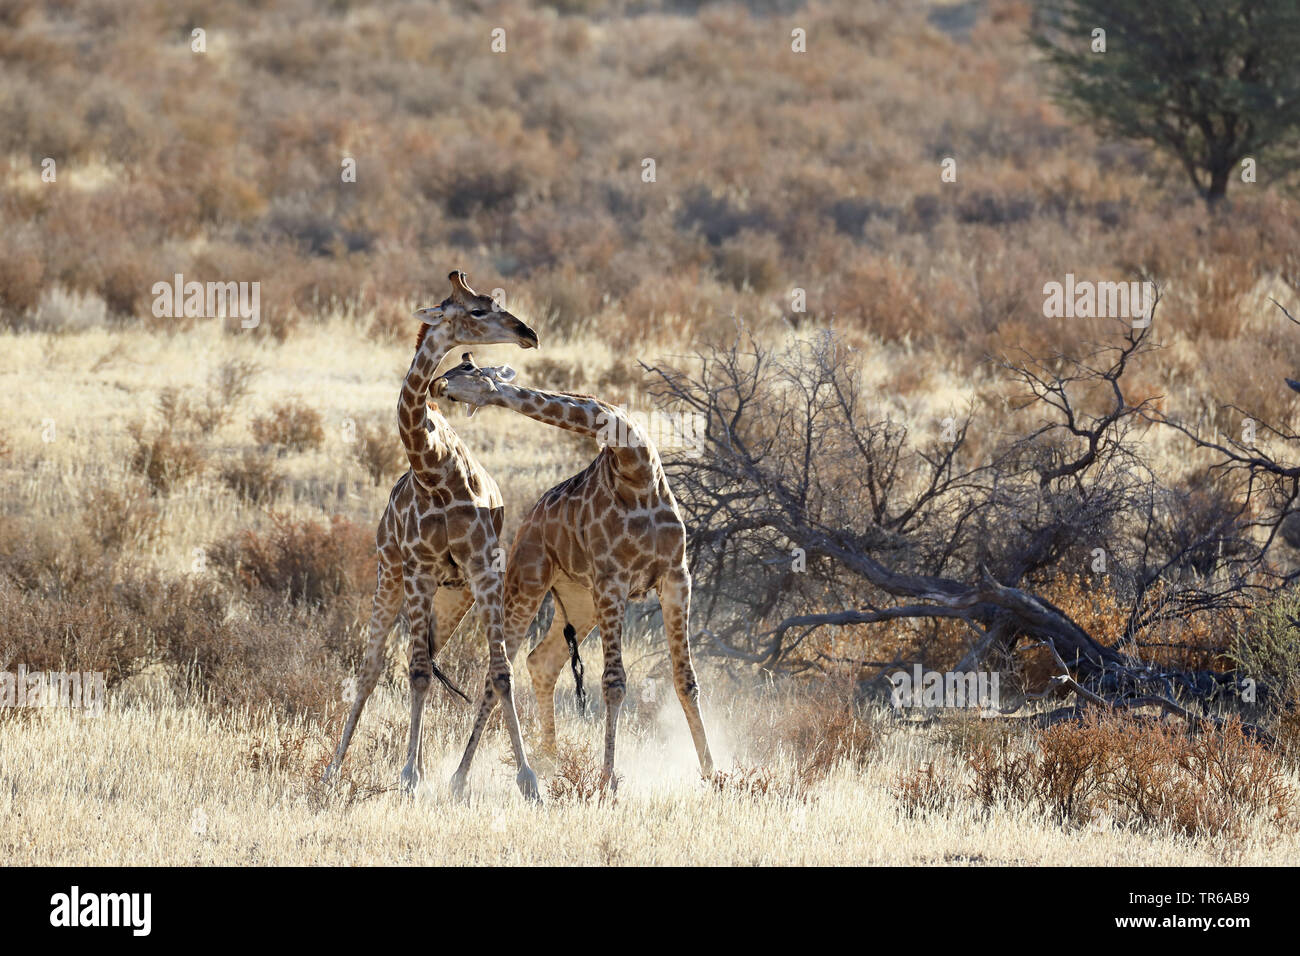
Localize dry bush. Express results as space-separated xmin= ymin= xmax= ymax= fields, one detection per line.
xmin=715 ymin=230 xmax=782 ymax=293
xmin=1231 ymin=589 xmax=1300 ymax=705
xmin=349 ymin=419 xmax=407 ymax=487
xmin=246 ymin=723 xmax=313 ymax=776
xmin=0 ymin=575 xmax=160 ymax=686
xmin=95 ymin=251 xmax=152 ymax=319
xmin=710 ymin=765 xmax=788 ymax=800
xmin=79 ymin=478 xmax=161 ymax=551
xmin=208 ymin=512 xmax=374 ymax=607
xmin=1270 ymin=695 xmax=1300 ymax=770
xmin=155 ymin=361 xmax=260 ymax=438
xmin=966 ymin=730 xmax=1037 ymax=812
xmin=546 ymin=737 xmax=614 ymax=805
xmin=778 ymin=685 xmax=882 ymax=786
xmin=161 ymin=592 xmax=354 ymax=719
xmin=251 ymin=399 xmax=325 ymax=453
xmin=0 ymin=516 xmax=102 ymax=596
xmin=957 ymin=713 xmax=1296 ymax=838
xmin=126 ymin=422 xmax=205 ymax=495
xmin=218 ymin=449 xmax=285 ymax=504
xmin=595 ymin=360 xmax=641 ymax=397
xmin=201 ymin=358 xmax=261 ymax=433
xmin=1113 ymin=718 xmax=1294 ymax=837
xmin=891 ymin=762 xmax=958 ymax=818
xmin=306 ymin=754 xmax=400 ymax=811
xmin=0 ymin=517 xmax=217 ymax=689
xmin=1033 ymin=716 xmax=1110 ymax=823
xmin=0 ymin=239 xmax=44 ymax=325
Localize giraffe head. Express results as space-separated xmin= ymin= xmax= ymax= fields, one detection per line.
xmin=413 ymin=271 xmax=539 ymax=353
xmin=431 ymin=352 xmax=517 ymax=417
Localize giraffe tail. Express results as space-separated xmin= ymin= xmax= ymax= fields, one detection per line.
xmin=430 ymin=660 xmax=471 ymax=704
xmin=563 ymin=623 xmax=586 ymax=715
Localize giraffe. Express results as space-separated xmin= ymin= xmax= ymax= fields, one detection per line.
xmin=432 ymin=353 xmax=714 ymax=791
xmin=323 ymin=272 xmax=543 ymax=801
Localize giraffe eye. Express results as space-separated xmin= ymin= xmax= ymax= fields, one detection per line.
xmin=470 ymin=309 xmax=488 ymax=318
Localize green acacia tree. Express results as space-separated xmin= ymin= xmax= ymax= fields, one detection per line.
xmin=1033 ymin=0 xmax=1300 ymax=206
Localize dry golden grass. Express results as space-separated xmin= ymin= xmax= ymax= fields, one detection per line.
xmin=4 ymin=679 xmax=1299 ymax=865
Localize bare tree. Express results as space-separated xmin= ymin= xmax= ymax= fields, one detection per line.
xmin=644 ymin=309 xmax=1282 ymax=739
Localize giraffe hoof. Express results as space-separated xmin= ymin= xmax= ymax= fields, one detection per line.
xmin=400 ymin=767 xmax=421 ymax=795
xmin=516 ymin=767 xmax=541 ymax=803
xmin=450 ymin=772 xmax=470 ymax=804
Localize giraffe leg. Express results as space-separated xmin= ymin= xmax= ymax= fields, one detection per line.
xmin=593 ymin=586 xmax=629 ymax=790
xmin=527 ymin=582 xmax=595 ymax=759
xmin=450 ymin=559 xmax=544 ymax=802
xmin=659 ymin=566 xmax=714 ymax=778
xmin=323 ymin=553 xmax=403 ymax=784
xmin=399 ymin=576 xmax=438 ymax=794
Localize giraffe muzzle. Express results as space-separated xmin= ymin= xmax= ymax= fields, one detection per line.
xmin=515 ymin=321 xmax=540 ymax=349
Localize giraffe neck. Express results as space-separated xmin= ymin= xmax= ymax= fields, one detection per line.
xmin=485 ymin=383 xmax=615 ymax=440
xmin=398 ymin=328 xmax=460 ymax=487
xmin=483 ymin=383 xmax=659 ymax=480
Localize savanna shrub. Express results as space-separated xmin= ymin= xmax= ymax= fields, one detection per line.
xmin=251 ymin=399 xmax=325 ymax=453
xmin=208 ymin=512 xmax=374 ymax=607
xmin=127 ymin=422 xmax=205 ymax=494
xmin=218 ymin=449 xmax=285 ymax=504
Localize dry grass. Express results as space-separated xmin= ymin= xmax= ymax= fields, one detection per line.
xmin=4 ymin=684 xmax=1299 ymax=865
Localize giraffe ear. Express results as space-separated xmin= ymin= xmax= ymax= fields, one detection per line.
xmin=414 ymin=305 xmax=444 ymax=324
xmin=488 ymin=365 xmax=516 ymax=383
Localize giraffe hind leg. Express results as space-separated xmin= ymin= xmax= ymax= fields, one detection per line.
xmin=659 ymin=567 xmax=714 ymax=778
xmin=527 ymin=583 xmax=595 ymax=760
xmin=399 ymin=578 xmax=438 ymax=794
xmin=593 ymin=587 xmax=629 ymax=791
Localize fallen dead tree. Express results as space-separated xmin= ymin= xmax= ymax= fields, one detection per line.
xmin=644 ymin=306 xmax=1290 ymax=742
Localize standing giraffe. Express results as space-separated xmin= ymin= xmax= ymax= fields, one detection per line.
xmin=323 ymin=272 xmax=543 ymax=801
xmin=433 ymin=353 xmax=714 ymax=791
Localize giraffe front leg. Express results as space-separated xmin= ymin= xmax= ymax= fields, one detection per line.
xmin=450 ymin=677 xmax=496 ymax=802
xmin=659 ymin=566 xmax=714 ymax=779
xmin=323 ymin=559 xmax=403 ymax=784
xmin=451 ymin=560 xmax=545 ymax=802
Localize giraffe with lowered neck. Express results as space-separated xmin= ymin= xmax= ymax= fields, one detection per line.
xmin=323 ymin=272 xmax=543 ymax=801
xmin=433 ymin=353 xmax=714 ymax=792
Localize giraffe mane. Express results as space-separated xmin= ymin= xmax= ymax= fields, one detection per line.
xmin=415 ymin=321 xmax=431 ymax=352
